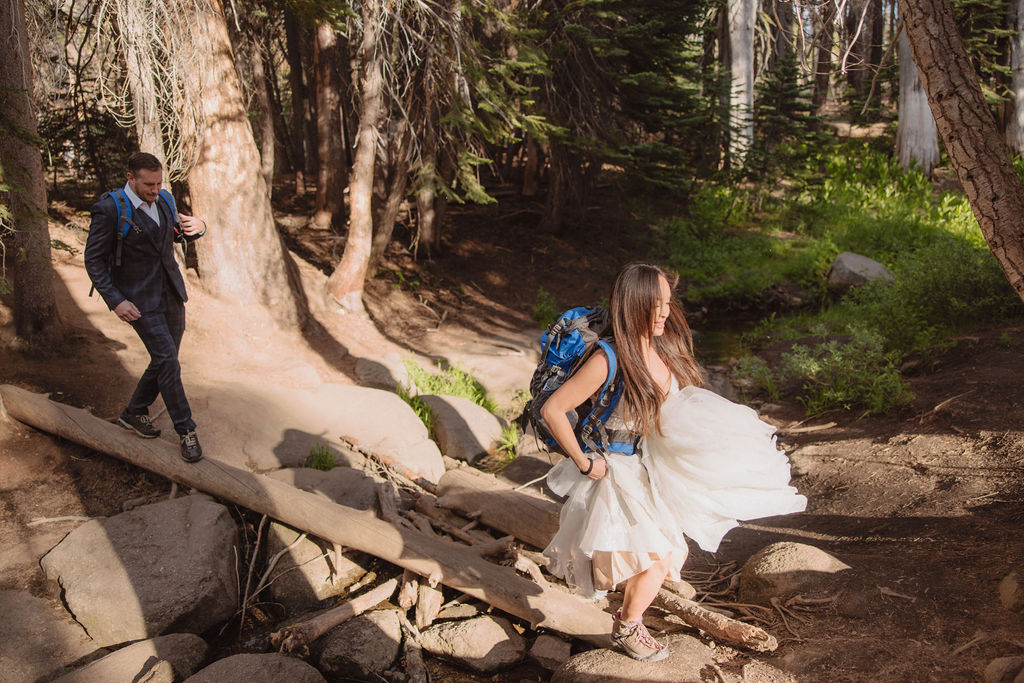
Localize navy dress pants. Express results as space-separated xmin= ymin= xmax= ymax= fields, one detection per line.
xmin=126 ymin=286 xmax=195 ymax=435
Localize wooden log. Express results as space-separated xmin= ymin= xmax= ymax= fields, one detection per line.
xmin=0 ymin=385 xmax=613 ymax=646
xmin=436 ymin=467 xmax=561 ymax=550
xmin=653 ymin=589 xmax=778 ymax=652
xmin=271 ymin=577 xmax=399 ymax=656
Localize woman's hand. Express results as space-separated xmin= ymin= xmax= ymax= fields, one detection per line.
xmin=578 ymin=455 xmax=608 ymax=480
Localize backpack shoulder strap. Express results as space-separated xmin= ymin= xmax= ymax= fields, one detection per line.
xmin=158 ymin=188 xmax=178 ymax=226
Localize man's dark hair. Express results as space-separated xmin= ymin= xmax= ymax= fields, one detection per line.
xmin=128 ymin=152 xmax=163 ymax=175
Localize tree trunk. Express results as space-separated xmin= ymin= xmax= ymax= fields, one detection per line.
xmin=121 ymin=31 xmax=165 ymax=165
xmin=250 ymin=36 xmax=276 ymax=200
xmin=310 ymin=21 xmax=345 ymax=231
xmin=188 ymin=0 xmax=306 ymax=327
xmin=325 ymin=0 xmax=385 ymax=313
xmin=813 ymin=4 xmax=837 ymax=111
xmin=895 ymin=30 xmax=939 ymax=175
xmin=370 ymin=117 xmax=412 ymax=267
xmin=0 ymin=0 xmax=64 ymax=346
xmin=900 ymin=0 xmax=1024 ymax=302
xmin=1006 ymin=0 xmax=1024 ymax=153
xmin=727 ymin=0 xmax=756 ymax=164
xmin=0 ymin=384 xmax=616 ymax=647
xmin=770 ymin=0 xmax=794 ymax=66
xmin=284 ymin=10 xmax=310 ymax=195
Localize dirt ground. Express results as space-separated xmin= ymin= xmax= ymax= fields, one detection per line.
xmin=2 ymin=191 xmax=1024 ymax=682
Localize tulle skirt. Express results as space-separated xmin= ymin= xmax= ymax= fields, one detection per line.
xmin=543 ymin=386 xmax=807 ymax=597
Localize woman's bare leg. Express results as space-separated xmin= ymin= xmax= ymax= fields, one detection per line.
xmin=620 ymin=555 xmax=671 ymax=623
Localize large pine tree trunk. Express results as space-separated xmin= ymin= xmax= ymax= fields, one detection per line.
xmin=727 ymin=0 xmax=756 ymax=164
xmin=188 ymin=0 xmax=306 ymax=327
xmin=310 ymin=21 xmax=346 ymax=231
xmin=284 ymin=10 xmax=310 ymax=195
xmin=1006 ymin=0 xmax=1024 ymax=153
xmin=900 ymin=0 xmax=1024 ymax=302
xmin=370 ymin=117 xmax=411 ymax=267
xmin=895 ymin=30 xmax=939 ymax=174
xmin=325 ymin=0 xmax=385 ymax=313
xmin=0 ymin=0 xmax=64 ymax=345
xmin=249 ymin=36 xmax=276 ymax=200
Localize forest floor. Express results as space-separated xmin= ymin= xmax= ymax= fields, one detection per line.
xmin=2 ymin=183 xmax=1024 ymax=682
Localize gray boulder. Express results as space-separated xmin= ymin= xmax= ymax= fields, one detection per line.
xmin=184 ymin=653 xmax=326 ymax=682
xmin=420 ymin=615 xmax=526 ymax=673
xmin=421 ymin=394 xmax=506 ymax=465
xmin=985 ymin=656 xmax=1024 ymax=683
xmin=552 ymin=633 xmax=714 ymax=682
xmin=262 ymin=522 xmax=368 ymax=614
xmin=265 ymin=467 xmax=378 ymax=511
xmin=40 ymin=494 xmax=239 ymax=647
xmin=826 ymin=252 xmax=895 ymax=292
xmin=529 ymin=634 xmax=572 ymax=671
xmin=52 ymin=633 xmax=209 ymax=683
xmin=739 ymin=542 xmax=851 ymax=605
xmin=355 ymin=353 xmax=412 ymax=392
xmin=0 ymin=590 xmax=99 ymax=683
xmin=1000 ymin=570 xmax=1024 ymax=612
xmin=317 ymin=609 xmax=402 ymax=680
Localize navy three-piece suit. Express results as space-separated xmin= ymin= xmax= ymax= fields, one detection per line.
xmin=83 ymin=189 xmax=203 ymax=435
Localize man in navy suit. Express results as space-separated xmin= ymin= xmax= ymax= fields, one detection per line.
xmin=84 ymin=152 xmax=208 ymax=462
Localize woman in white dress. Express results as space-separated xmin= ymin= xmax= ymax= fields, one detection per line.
xmin=540 ymin=262 xmax=806 ymax=662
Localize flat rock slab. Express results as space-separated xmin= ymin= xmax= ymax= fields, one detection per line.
xmin=421 ymin=394 xmax=505 ymax=464
xmin=420 ymin=614 xmax=526 ymax=673
xmin=552 ymin=633 xmax=715 ymax=682
xmin=0 ymin=590 xmax=99 ymax=683
xmin=265 ymin=467 xmax=378 ymax=511
xmin=183 ymin=653 xmax=326 ymax=682
xmin=317 ymin=609 xmax=402 ymax=679
xmin=40 ymin=494 xmax=238 ymax=647
xmin=199 ymin=382 xmax=444 ymax=482
xmin=52 ymin=633 xmax=209 ymax=683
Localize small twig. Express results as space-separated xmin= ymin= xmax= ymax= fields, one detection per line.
xmin=513 ymin=473 xmax=548 ymax=492
xmin=240 ymin=515 xmax=268 ymax=631
xmin=341 ymin=435 xmax=437 ymax=495
xmin=249 ymin=531 xmax=309 ymax=602
xmin=951 ymin=631 xmax=989 ymax=657
xmin=776 ymin=421 xmax=837 ymax=435
xmin=472 ymin=535 xmax=515 ymax=558
xmin=27 ymin=515 xmax=93 ymax=526
xmin=770 ymin=597 xmax=803 ymax=640
xmin=878 ymin=586 xmax=917 ymax=602
xmin=514 ymin=551 xmax=550 ymax=589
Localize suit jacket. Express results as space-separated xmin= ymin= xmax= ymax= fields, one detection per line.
xmin=83 ymin=192 xmax=197 ymax=313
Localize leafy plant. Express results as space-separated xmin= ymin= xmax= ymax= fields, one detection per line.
xmin=533 ymin=287 xmax=559 ymax=328
xmin=306 ymin=442 xmax=336 ymax=471
xmin=496 ymin=423 xmax=521 ymax=461
xmin=779 ymin=326 xmax=913 ymax=416
xmin=733 ymin=355 xmax=780 ymax=401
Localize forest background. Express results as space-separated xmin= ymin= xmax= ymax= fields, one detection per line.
xmin=3 ymin=0 xmax=1024 ymax=418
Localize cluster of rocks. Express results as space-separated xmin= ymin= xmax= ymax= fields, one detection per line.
xmin=31 ymin=470 xmax=853 ymax=682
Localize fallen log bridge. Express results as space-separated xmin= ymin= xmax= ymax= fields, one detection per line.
xmin=0 ymin=384 xmax=613 ymax=647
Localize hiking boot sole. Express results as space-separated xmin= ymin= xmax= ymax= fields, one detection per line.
xmin=118 ymin=417 xmax=160 ymax=439
xmin=613 ymin=640 xmax=670 ymax=662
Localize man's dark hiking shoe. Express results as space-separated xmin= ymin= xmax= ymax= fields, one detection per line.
xmin=180 ymin=431 xmax=203 ymax=463
xmin=118 ymin=412 xmax=160 ymax=439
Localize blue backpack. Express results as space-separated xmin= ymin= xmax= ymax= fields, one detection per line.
xmin=520 ymin=306 xmax=639 ymax=457
xmin=89 ymin=188 xmax=181 ymax=297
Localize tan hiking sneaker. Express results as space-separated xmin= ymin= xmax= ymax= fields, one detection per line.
xmin=612 ymin=611 xmax=669 ymax=662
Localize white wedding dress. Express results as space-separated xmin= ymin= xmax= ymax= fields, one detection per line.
xmin=543 ymin=381 xmax=807 ymax=597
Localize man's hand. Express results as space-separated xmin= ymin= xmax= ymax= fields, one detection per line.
xmin=178 ymin=214 xmax=206 ymax=236
xmin=114 ymin=300 xmax=141 ymax=322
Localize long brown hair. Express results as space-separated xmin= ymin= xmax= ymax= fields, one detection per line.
xmin=609 ymin=262 xmax=703 ymax=437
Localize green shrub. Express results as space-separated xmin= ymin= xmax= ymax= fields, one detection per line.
xmin=779 ymin=326 xmax=913 ymax=416
xmin=533 ymin=287 xmax=559 ymax=328
xmin=306 ymin=442 xmax=336 ymax=471
xmin=733 ymin=355 xmax=780 ymax=401
xmin=403 ymin=358 xmax=498 ymax=414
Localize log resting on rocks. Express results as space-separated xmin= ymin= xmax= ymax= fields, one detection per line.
xmin=0 ymin=385 xmax=613 ymax=646
xmin=436 ymin=466 xmax=561 ymax=550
